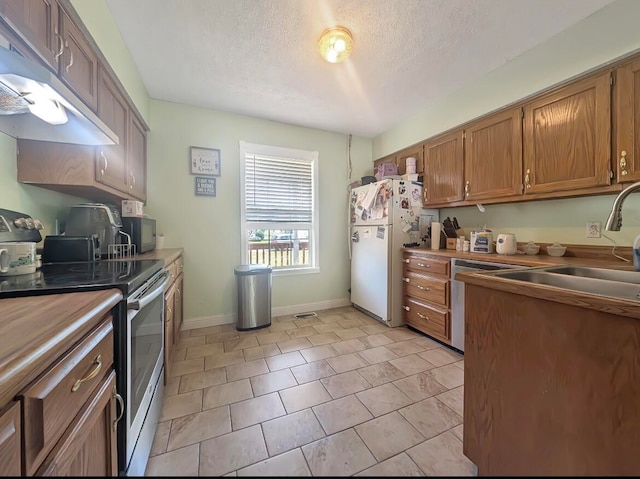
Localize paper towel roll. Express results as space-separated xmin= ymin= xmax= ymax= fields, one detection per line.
xmin=431 ymin=222 xmax=441 ymax=250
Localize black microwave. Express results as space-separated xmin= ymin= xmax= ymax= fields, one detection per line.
xmin=121 ymin=217 xmax=156 ymax=254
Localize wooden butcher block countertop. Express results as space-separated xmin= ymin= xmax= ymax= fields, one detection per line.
xmin=403 ymin=247 xmax=636 ymax=269
xmin=0 ymin=289 xmax=122 ymax=406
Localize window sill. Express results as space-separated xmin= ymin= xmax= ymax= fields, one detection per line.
xmin=272 ymin=267 xmax=320 ymax=277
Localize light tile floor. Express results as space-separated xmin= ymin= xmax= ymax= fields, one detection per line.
xmin=145 ymin=307 xmax=477 ymax=476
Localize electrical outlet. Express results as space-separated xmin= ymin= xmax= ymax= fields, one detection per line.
xmin=586 ymin=221 xmax=601 ymax=238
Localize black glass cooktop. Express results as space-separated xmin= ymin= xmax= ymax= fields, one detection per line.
xmin=0 ymin=259 xmax=163 ymax=298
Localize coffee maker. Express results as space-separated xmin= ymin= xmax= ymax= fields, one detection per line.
xmin=65 ymin=203 xmax=124 ymax=258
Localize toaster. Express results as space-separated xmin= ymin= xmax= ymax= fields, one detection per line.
xmin=42 ymin=235 xmax=100 ymax=263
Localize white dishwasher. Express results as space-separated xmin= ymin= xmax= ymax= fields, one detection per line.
xmin=450 ymin=258 xmax=524 ymax=352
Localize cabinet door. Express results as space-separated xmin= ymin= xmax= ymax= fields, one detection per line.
xmin=59 ymin=8 xmax=98 ymax=111
xmin=128 ymin=114 xmax=147 ymax=201
xmin=96 ymin=66 xmax=129 ymax=193
xmin=423 ymin=130 xmax=464 ymax=205
xmin=164 ymin=286 xmax=176 ymax=382
xmin=373 ymin=154 xmax=396 ymax=175
xmin=615 ymin=59 xmax=640 ymax=182
xmin=523 ymin=72 xmax=611 ymax=194
xmin=36 ymin=372 xmax=118 ymax=476
xmin=0 ymin=0 xmax=59 ymax=70
xmin=174 ymin=274 xmax=184 ymax=345
xmin=0 ymin=402 xmax=21 ymax=476
xmin=396 ymin=144 xmax=424 ymax=175
xmin=464 ymin=108 xmax=523 ymax=201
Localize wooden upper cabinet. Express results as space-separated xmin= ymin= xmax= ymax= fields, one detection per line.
xmin=128 ymin=114 xmax=147 ymax=200
xmin=396 ymin=144 xmax=424 ymax=175
xmin=97 ymin=66 xmax=128 ymax=193
xmin=615 ymin=59 xmax=640 ymax=182
xmin=59 ymin=8 xmax=98 ymax=111
xmin=0 ymin=0 xmax=59 ymax=70
xmin=0 ymin=402 xmax=21 ymax=476
xmin=423 ymin=130 xmax=464 ymax=205
xmin=523 ymin=72 xmax=611 ymax=194
xmin=464 ymin=108 xmax=523 ymax=201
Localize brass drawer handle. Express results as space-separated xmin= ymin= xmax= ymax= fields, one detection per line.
xmin=417 ymin=285 xmax=430 ymax=291
xmin=65 ymin=39 xmax=74 ymax=72
xmin=417 ymin=312 xmax=429 ymax=320
xmin=465 ymin=180 xmax=470 ymax=197
xmin=167 ymin=307 xmax=173 ymax=322
xmin=403 ymin=305 xmax=410 ymax=311
xmin=72 ymin=355 xmax=102 ymax=392
xmin=525 ymin=169 xmax=531 ymax=189
xmin=113 ymin=387 xmax=124 ymax=431
xmin=417 ymin=263 xmax=430 ymax=268
xmin=403 ymin=277 xmax=410 ymax=283
xmin=621 ymin=151 xmax=628 ymax=176
xmin=404 ymin=259 xmax=410 ymax=263
xmin=54 ymin=25 xmax=64 ymax=62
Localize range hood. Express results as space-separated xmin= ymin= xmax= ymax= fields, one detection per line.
xmin=0 ymin=42 xmax=118 ymax=146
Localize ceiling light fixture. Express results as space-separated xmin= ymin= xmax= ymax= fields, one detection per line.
xmin=318 ymin=26 xmax=353 ymax=64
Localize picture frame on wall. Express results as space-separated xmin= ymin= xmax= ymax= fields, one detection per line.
xmin=195 ymin=176 xmax=216 ymax=197
xmin=190 ymin=146 xmax=221 ymax=176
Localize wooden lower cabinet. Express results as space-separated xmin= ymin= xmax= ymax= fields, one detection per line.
xmin=36 ymin=372 xmax=118 ymax=476
xmin=164 ymin=253 xmax=184 ymax=381
xmin=164 ymin=283 xmax=176 ymax=381
xmin=0 ymin=402 xmax=21 ymax=475
xmin=402 ymin=251 xmax=451 ymax=344
xmin=464 ymin=284 xmax=640 ymax=475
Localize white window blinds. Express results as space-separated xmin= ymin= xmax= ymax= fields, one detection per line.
xmin=244 ymin=154 xmax=313 ymax=223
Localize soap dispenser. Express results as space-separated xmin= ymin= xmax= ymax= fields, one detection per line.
xmin=634 ymin=234 xmax=640 ymax=271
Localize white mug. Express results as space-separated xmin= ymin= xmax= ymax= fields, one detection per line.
xmin=0 ymin=242 xmax=37 ymax=276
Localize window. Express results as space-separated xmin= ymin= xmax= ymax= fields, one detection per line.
xmin=240 ymin=141 xmax=319 ymax=274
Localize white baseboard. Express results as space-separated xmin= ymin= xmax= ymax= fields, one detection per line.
xmin=181 ymin=297 xmax=352 ymax=331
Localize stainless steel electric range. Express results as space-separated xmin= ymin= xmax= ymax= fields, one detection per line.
xmin=0 ymin=208 xmax=168 ymax=476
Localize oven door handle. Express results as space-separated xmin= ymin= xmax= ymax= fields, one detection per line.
xmin=127 ymin=271 xmax=170 ymax=311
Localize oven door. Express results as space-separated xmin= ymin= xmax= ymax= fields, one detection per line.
xmin=126 ymin=269 xmax=169 ymax=474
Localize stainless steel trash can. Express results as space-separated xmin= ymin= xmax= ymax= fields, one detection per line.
xmin=234 ymin=264 xmax=272 ymax=331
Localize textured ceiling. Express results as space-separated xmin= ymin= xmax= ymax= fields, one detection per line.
xmin=105 ymin=0 xmax=615 ymax=138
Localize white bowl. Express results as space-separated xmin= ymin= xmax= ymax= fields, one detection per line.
xmin=523 ymin=245 xmax=539 ymax=255
xmin=546 ymin=244 xmax=566 ymax=257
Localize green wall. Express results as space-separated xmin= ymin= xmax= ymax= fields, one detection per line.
xmin=146 ymin=100 xmax=372 ymax=321
xmin=0 ymin=133 xmax=87 ymax=239
xmin=374 ymin=0 xmax=640 ymax=247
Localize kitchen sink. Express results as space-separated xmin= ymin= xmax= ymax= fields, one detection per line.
xmin=542 ymin=266 xmax=640 ymax=284
xmin=492 ymin=269 xmax=640 ymax=301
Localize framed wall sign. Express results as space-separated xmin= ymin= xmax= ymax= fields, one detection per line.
xmin=195 ymin=176 xmax=216 ymax=196
xmin=190 ymin=146 xmax=221 ymax=176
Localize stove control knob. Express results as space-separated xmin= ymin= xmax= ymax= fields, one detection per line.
xmin=24 ymin=218 xmax=35 ymax=229
xmin=13 ymin=218 xmax=27 ymax=228
xmin=33 ymin=219 xmax=44 ymax=230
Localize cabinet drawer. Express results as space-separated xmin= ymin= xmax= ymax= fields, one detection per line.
xmin=402 ymin=271 xmax=449 ymax=307
xmin=0 ymin=402 xmax=21 ymax=476
xmin=403 ymin=298 xmax=449 ymax=341
xmin=21 ymin=317 xmax=114 ymax=475
xmin=174 ymin=255 xmax=184 ymax=276
xmin=166 ymin=260 xmax=177 ymax=286
xmin=403 ymin=253 xmax=450 ymax=276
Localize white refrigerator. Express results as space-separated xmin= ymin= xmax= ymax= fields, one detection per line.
xmin=349 ymin=179 xmax=439 ymax=327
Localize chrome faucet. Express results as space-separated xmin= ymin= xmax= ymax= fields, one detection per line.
xmin=605 ymin=181 xmax=640 ymax=231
